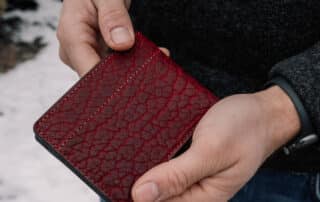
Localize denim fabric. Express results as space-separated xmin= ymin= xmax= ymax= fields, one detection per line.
xmin=100 ymin=169 xmax=320 ymax=202
xmin=230 ymin=169 xmax=320 ymax=202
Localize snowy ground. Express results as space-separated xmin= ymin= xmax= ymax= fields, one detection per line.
xmin=0 ymin=1 xmax=99 ymax=201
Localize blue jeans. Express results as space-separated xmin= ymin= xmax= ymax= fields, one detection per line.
xmin=230 ymin=168 xmax=320 ymax=202
xmin=100 ymin=168 xmax=320 ymax=202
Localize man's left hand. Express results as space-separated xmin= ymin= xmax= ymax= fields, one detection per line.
xmin=131 ymin=86 xmax=300 ymax=202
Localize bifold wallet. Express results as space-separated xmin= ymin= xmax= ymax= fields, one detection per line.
xmin=34 ymin=32 xmax=219 ymax=202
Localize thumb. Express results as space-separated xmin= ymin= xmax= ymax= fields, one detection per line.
xmin=132 ymin=146 xmax=211 ymax=202
xmin=93 ymin=0 xmax=135 ymax=51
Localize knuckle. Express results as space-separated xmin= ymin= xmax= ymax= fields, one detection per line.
xmin=166 ymin=163 xmax=189 ymax=195
xmin=56 ymin=19 xmax=77 ymax=44
xmin=100 ymin=8 xmax=128 ymax=26
xmin=56 ymin=14 xmax=70 ymax=42
xmin=77 ymin=27 xmax=96 ymax=45
xmin=59 ymin=22 xmax=96 ymax=47
xmin=56 ymin=22 xmax=69 ymax=43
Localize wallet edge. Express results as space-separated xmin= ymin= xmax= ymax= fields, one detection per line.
xmin=34 ymin=132 xmax=113 ymax=202
xmin=33 ymin=32 xmax=219 ymax=202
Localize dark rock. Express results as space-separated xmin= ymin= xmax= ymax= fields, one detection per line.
xmin=0 ymin=16 xmax=23 ymax=41
xmin=0 ymin=42 xmax=16 ymax=72
xmin=17 ymin=37 xmax=47 ymax=61
xmin=0 ymin=0 xmax=6 ymax=16
xmin=0 ymin=9 xmax=47 ymax=73
xmin=0 ymin=37 xmax=46 ymax=73
xmin=0 ymin=1 xmax=48 ymax=73
xmin=6 ymin=0 xmax=38 ymax=12
xmin=0 ymin=111 xmax=3 ymax=116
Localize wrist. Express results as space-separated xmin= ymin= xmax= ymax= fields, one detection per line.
xmin=254 ymin=86 xmax=301 ymax=153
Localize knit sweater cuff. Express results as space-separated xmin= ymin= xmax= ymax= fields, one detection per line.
xmin=270 ymin=42 xmax=320 ymax=135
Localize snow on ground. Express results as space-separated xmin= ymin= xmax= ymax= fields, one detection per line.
xmin=0 ymin=1 xmax=99 ymax=202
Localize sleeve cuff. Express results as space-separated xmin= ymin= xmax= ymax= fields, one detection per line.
xmin=265 ymin=76 xmax=318 ymax=154
xmin=269 ymin=41 xmax=320 ymax=135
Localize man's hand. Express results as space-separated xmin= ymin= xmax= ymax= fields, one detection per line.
xmin=132 ymin=86 xmax=301 ymax=202
xmin=57 ymin=0 xmax=134 ymax=76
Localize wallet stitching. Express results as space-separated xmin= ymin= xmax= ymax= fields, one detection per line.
xmin=115 ymin=67 xmax=181 ymax=163
xmin=35 ymin=54 xmax=116 ymax=138
xmin=58 ymin=49 xmax=161 ymax=151
xmin=35 ymin=33 xmax=219 ymax=201
xmin=36 ymin=35 xmax=146 ymax=145
xmin=92 ymin=64 xmax=210 ymax=193
xmin=68 ymin=51 xmax=214 ymax=198
xmin=67 ymin=56 xmax=171 ymax=175
xmin=96 ymin=77 xmax=213 ymax=194
xmin=61 ymin=50 xmax=162 ymax=196
xmin=69 ymin=57 xmax=180 ymax=188
xmin=36 ymin=34 xmax=145 ymax=131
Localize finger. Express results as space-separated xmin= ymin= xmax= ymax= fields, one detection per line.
xmin=164 ymin=156 xmax=250 ymax=202
xmin=131 ymin=147 xmax=212 ymax=202
xmin=94 ymin=0 xmax=135 ymax=51
xmin=163 ymin=173 xmax=236 ymax=202
xmin=58 ymin=27 xmax=101 ymax=76
xmin=59 ymin=46 xmax=71 ymax=67
xmin=57 ymin=1 xmax=101 ymax=76
xmin=57 ymin=18 xmax=101 ymax=76
xmin=58 ymin=25 xmax=101 ymax=76
xmin=67 ymin=42 xmax=101 ymax=77
xmin=159 ymin=47 xmax=170 ymax=57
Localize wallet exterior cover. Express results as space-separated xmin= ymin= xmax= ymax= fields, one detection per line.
xmin=34 ymin=33 xmax=219 ymax=202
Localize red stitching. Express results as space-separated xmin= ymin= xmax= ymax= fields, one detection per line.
xmin=58 ymin=50 xmax=161 ymax=151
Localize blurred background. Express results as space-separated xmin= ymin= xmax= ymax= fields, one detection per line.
xmin=0 ymin=0 xmax=98 ymax=201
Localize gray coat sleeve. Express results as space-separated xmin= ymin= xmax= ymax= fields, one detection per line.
xmin=270 ymin=41 xmax=320 ymax=134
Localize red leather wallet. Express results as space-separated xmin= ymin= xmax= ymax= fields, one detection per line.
xmin=34 ymin=33 xmax=219 ymax=202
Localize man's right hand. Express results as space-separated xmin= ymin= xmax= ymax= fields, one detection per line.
xmin=57 ymin=0 xmax=134 ymax=76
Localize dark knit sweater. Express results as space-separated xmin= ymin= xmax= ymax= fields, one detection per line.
xmin=129 ymin=0 xmax=320 ymax=171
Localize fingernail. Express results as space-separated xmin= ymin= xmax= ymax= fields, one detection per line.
xmin=110 ymin=26 xmax=132 ymax=44
xmin=134 ymin=182 xmax=159 ymax=202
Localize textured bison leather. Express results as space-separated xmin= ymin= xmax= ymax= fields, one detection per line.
xmin=34 ymin=33 xmax=219 ymax=202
